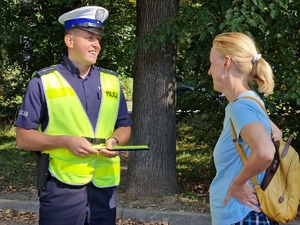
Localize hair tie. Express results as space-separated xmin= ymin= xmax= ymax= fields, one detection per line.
xmin=252 ymin=54 xmax=261 ymax=63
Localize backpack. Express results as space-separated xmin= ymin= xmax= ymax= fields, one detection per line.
xmin=230 ymin=96 xmax=300 ymax=223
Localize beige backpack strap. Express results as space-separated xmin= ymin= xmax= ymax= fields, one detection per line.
xmin=242 ymin=96 xmax=268 ymax=114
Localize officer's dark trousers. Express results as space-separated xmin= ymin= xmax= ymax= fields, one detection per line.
xmin=38 ymin=177 xmax=116 ymax=225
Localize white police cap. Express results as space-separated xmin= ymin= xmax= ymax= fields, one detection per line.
xmin=58 ymin=6 xmax=109 ymax=36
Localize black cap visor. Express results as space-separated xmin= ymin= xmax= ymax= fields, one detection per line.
xmin=79 ymin=27 xmax=105 ymax=36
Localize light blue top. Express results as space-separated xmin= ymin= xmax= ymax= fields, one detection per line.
xmin=209 ymin=91 xmax=271 ymax=225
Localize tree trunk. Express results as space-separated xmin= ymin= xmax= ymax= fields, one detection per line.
xmin=127 ymin=0 xmax=179 ymax=197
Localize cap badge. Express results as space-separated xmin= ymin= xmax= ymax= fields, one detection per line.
xmin=95 ymin=9 xmax=106 ymax=22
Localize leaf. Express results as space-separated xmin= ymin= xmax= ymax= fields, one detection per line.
xmin=270 ymin=10 xmax=277 ymax=19
xmin=251 ymin=0 xmax=258 ymax=6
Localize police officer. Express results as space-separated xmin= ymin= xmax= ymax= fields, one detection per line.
xmin=15 ymin=6 xmax=132 ymax=225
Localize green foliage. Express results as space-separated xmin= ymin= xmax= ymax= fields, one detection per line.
xmin=174 ymin=0 xmax=300 ymax=148
xmin=0 ymin=62 xmax=23 ymax=122
xmin=96 ymin=0 xmax=136 ymax=77
xmin=0 ymin=0 xmax=136 ymax=122
xmin=119 ymin=76 xmax=133 ymax=101
xmin=228 ymin=0 xmax=299 ymax=147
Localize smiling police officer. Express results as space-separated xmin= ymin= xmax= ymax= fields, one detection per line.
xmin=15 ymin=6 xmax=132 ymax=225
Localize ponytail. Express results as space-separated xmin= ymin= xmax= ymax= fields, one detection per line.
xmin=250 ymin=56 xmax=274 ymax=96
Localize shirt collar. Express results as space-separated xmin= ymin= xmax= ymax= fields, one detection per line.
xmin=62 ymin=55 xmax=95 ymax=77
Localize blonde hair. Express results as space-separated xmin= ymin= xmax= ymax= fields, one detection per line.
xmin=212 ymin=32 xmax=274 ymax=96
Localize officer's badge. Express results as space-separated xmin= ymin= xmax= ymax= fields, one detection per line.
xmin=95 ymin=9 xmax=106 ymax=22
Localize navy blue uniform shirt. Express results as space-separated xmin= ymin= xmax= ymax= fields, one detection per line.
xmin=15 ymin=56 xmax=133 ymax=132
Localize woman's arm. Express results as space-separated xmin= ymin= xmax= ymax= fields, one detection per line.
xmin=223 ymin=122 xmax=275 ymax=211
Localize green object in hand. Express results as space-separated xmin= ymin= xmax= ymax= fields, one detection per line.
xmin=96 ymin=145 xmax=149 ymax=151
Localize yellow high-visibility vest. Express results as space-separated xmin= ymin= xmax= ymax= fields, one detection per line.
xmin=39 ymin=68 xmax=120 ymax=187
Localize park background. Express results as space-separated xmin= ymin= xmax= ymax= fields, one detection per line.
xmin=0 ymin=0 xmax=299 ymax=212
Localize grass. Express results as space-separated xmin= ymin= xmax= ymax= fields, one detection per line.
xmin=0 ymin=126 xmax=36 ymax=189
xmin=176 ymin=113 xmax=217 ymax=204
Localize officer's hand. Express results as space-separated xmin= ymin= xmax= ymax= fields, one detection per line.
xmin=64 ymin=136 xmax=98 ymax=156
xmin=98 ymin=137 xmax=119 ymax=158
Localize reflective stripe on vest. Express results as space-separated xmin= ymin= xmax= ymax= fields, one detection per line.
xmin=40 ymin=70 xmax=120 ymax=187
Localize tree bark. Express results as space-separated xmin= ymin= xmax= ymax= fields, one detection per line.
xmin=127 ymin=0 xmax=179 ymax=197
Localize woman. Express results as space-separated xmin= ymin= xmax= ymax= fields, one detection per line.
xmin=208 ymin=32 xmax=280 ymax=225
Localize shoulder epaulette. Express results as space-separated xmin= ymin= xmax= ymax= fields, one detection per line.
xmin=35 ymin=65 xmax=56 ymax=77
xmin=99 ymin=67 xmax=118 ymax=77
